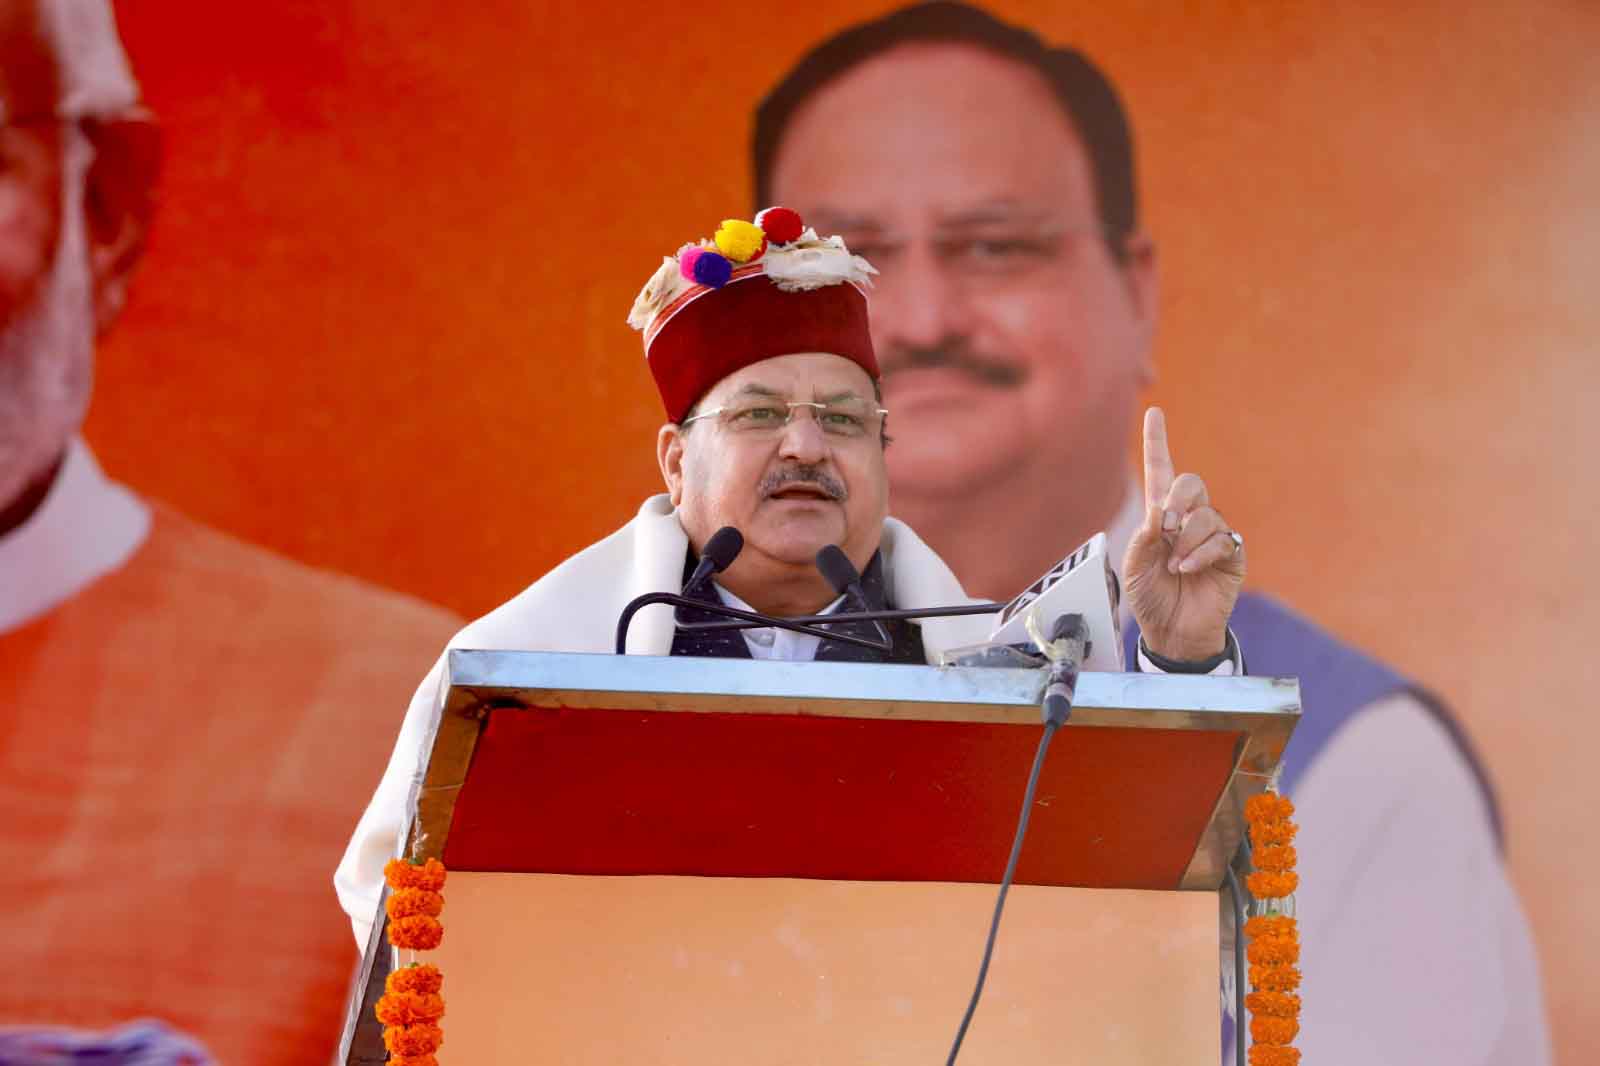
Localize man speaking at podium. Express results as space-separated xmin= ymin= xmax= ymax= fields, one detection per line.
xmin=337 ymin=209 xmax=1248 ymax=943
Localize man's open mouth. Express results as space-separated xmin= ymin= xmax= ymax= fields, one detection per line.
xmin=769 ymin=485 xmax=836 ymax=501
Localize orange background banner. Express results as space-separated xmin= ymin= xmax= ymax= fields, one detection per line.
xmin=96 ymin=1 xmax=1599 ymax=1058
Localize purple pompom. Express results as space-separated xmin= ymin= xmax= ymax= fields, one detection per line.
xmin=690 ymin=250 xmax=733 ymax=289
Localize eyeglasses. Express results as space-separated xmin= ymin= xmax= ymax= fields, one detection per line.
xmin=681 ymin=397 xmax=889 ymax=439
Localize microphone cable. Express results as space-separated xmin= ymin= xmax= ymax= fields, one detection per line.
xmin=942 ymin=717 xmax=1060 ymax=1066
xmin=944 ymin=613 xmax=1086 ymax=1066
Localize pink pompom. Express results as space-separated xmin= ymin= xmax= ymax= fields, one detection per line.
xmin=678 ymin=246 xmax=706 ymax=282
xmin=755 ymin=206 xmax=803 ymax=244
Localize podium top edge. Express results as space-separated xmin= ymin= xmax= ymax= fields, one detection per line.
xmin=443 ymin=648 xmax=1300 ymax=725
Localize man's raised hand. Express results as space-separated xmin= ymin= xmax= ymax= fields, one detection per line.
xmin=1121 ymin=406 xmax=1245 ymax=662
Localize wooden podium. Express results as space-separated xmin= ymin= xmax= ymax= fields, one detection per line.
xmin=341 ymin=651 xmax=1299 ymax=1064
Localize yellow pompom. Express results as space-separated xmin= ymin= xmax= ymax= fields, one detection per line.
xmin=714 ymin=219 xmax=765 ymax=263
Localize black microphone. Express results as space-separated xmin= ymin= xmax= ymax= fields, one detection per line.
xmin=814 ymin=544 xmax=864 ymax=603
xmin=684 ymin=526 xmax=744 ymax=596
xmin=1040 ymin=613 xmax=1090 ymax=727
xmin=629 ymin=537 xmax=1004 ymax=654
xmin=815 ymin=545 xmax=892 ymax=650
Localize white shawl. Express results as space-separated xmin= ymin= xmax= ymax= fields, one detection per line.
xmin=334 ymin=495 xmax=994 ymax=944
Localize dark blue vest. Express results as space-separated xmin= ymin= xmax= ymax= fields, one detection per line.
xmin=669 ymin=549 xmax=926 ymax=664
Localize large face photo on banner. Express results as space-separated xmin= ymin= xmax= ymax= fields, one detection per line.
xmin=2 ymin=0 xmax=1593 ymax=1062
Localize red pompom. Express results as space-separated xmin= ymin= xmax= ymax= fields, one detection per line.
xmin=755 ymin=206 xmax=803 ymax=244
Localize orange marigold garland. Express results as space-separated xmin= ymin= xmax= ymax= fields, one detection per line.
xmin=386 ymin=963 xmax=444 ymax=997
xmin=383 ymin=1022 xmax=444 ymax=1057
xmin=375 ymin=991 xmax=446 ymax=1027
xmin=389 ymin=914 xmax=445 ymax=951
xmin=388 ymin=887 xmax=445 ymax=920
xmin=1244 ymin=791 xmax=1301 ymax=1066
xmin=377 ymin=859 xmax=448 ymax=1061
xmin=1250 ymin=1016 xmax=1301 ymax=1044
xmin=1249 ymin=963 xmax=1301 ymax=992
xmin=1245 ymin=870 xmax=1300 ymax=898
xmin=385 ymin=857 xmax=448 ymax=892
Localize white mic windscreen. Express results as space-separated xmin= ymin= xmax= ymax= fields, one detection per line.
xmin=987 ymin=532 xmax=1125 ymax=672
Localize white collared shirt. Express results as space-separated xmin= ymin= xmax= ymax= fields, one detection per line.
xmin=0 ymin=438 xmax=149 ymax=634
xmin=714 ymin=581 xmax=846 ymax=661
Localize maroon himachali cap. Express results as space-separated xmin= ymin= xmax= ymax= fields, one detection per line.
xmin=627 ymin=207 xmax=881 ymax=422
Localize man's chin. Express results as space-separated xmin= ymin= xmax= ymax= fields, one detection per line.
xmin=747 ymin=508 xmax=848 ymax=566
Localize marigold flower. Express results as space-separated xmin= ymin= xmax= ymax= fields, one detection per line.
xmin=383 ymin=1022 xmax=444 ymax=1057
xmin=1245 ymin=793 xmax=1295 ymax=824
xmin=387 ymin=888 xmax=445 ymax=921
xmin=1250 ymin=1015 xmax=1300 ymax=1045
xmin=1247 ymin=937 xmax=1301 ymax=966
xmin=1249 ymin=821 xmax=1299 ymax=848
xmin=388 ymin=914 xmax=444 ymax=951
xmin=387 ymin=964 xmax=443 ymax=996
xmin=375 ymin=991 xmax=446 ymax=1027
xmin=385 ymin=857 xmax=448 ymax=893
xmin=1244 ymin=787 xmax=1304 ymax=1056
xmin=1246 ymin=871 xmax=1300 ymax=899
xmin=1248 ymin=1046 xmax=1301 ymax=1066
xmin=386 ymin=1058 xmax=439 ymax=1066
xmin=1245 ymin=990 xmax=1302 ymax=1018
xmin=1244 ymin=916 xmax=1297 ymax=941
xmin=1249 ymin=963 xmax=1301 ymax=992
xmin=1252 ymin=844 xmax=1298 ymax=873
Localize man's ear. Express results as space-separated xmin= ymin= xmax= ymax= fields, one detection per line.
xmin=80 ymin=115 xmax=161 ymax=336
xmin=657 ymin=422 xmax=686 ymax=506
xmin=1121 ymin=232 xmax=1159 ymax=386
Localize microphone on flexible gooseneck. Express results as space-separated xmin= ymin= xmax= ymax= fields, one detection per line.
xmin=813 ymin=544 xmax=864 ymax=602
xmin=618 ymin=532 xmax=1001 ymax=655
xmin=684 ymin=526 xmax=744 ymax=597
xmin=814 ymin=545 xmax=892 ymax=651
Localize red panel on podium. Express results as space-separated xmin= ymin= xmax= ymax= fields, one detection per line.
xmin=441 ymin=705 xmax=1241 ymax=889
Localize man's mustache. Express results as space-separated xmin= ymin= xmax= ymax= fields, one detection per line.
xmin=879 ymin=340 xmax=1028 ymax=387
xmin=760 ymin=464 xmax=848 ymax=502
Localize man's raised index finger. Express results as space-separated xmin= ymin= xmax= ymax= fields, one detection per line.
xmin=1143 ymin=405 xmax=1175 ymax=515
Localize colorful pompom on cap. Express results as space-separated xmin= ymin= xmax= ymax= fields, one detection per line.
xmin=754 ymin=206 xmax=804 ymax=244
xmin=625 ymin=206 xmax=881 ymax=423
xmin=679 ymin=246 xmax=733 ymax=289
xmin=714 ymin=219 xmax=767 ymax=263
